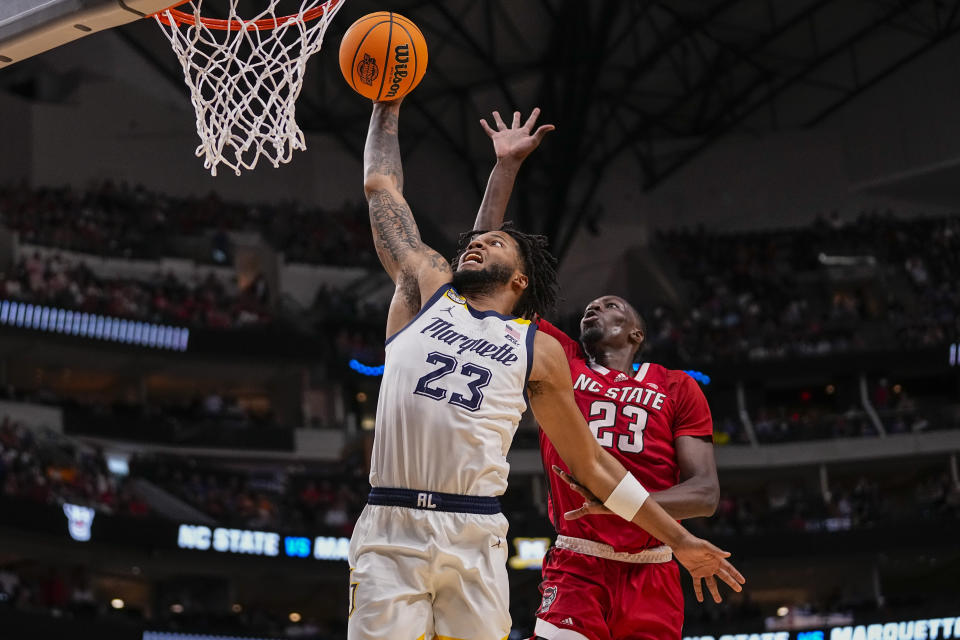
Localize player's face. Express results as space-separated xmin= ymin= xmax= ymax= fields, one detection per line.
xmin=452 ymin=231 xmax=526 ymax=298
xmin=455 ymin=232 xmax=522 ymax=274
xmin=580 ymin=296 xmax=638 ymax=346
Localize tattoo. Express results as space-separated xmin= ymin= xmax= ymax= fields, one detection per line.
xmin=365 ymin=109 xmax=404 ymax=192
xmin=369 ymin=189 xmax=421 ymax=264
xmin=364 ymin=105 xmax=451 ymax=290
xmin=426 ymin=249 xmax=453 ymax=274
xmin=397 ymin=269 xmax=420 ymax=311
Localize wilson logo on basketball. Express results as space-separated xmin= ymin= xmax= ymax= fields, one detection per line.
xmin=356 ymin=53 xmax=379 ymax=85
xmin=384 ymin=44 xmax=410 ymax=98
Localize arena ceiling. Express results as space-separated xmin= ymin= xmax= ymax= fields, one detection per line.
xmin=7 ymin=0 xmax=960 ymax=260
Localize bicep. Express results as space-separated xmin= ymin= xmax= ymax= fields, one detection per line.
xmin=675 ymin=435 xmax=718 ymax=484
xmin=528 ymin=379 xmax=599 ymax=461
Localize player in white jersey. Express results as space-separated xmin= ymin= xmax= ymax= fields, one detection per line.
xmin=349 ymin=99 xmax=744 ymax=640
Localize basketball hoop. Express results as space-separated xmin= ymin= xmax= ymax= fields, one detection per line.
xmin=151 ymin=0 xmax=346 ymax=176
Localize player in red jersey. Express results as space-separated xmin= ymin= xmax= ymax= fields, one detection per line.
xmin=473 ymin=109 xmax=736 ymax=640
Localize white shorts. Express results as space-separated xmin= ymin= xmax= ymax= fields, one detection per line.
xmin=347 ymin=503 xmax=511 ymax=640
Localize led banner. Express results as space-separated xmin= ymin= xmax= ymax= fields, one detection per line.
xmin=684 ymin=615 xmax=960 ymax=640
xmin=176 ymin=524 xmax=350 ymax=561
xmin=0 ymin=299 xmax=189 ymax=351
xmin=2 ymin=496 xmax=552 ymax=567
xmin=175 ymin=524 xmax=551 ymax=566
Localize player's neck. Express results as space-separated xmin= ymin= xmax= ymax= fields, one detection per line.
xmin=587 ymin=347 xmax=636 ymax=376
xmin=463 ymin=291 xmax=516 ymax=317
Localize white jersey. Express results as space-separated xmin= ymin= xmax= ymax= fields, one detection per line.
xmin=369 ymin=284 xmax=536 ymax=497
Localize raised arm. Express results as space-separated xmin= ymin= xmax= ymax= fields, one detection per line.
xmin=528 ymin=332 xmax=744 ymax=603
xmin=473 ymin=108 xmax=554 ymax=231
xmin=364 ymin=101 xmax=453 ymax=334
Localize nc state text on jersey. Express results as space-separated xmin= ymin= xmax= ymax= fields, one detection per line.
xmin=574 ymin=373 xmax=667 ymax=409
xmin=420 ymin=317 xmax=520 ymax=366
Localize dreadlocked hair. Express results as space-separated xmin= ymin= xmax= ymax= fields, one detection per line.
xmin=453 ymin=221 xmax=560 ymax=320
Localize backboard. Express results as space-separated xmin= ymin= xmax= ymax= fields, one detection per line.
xmin=0 ymin=0 xmax=175 ymax=68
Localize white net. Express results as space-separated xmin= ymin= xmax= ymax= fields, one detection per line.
xmin=154 ymin=0 xmax=346 ymax=176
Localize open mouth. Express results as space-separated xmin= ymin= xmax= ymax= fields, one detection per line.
xmin=463 ymin=251 xmax=484 ymax=265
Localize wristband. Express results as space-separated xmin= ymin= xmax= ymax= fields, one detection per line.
xmin=604 ymin=473 xmax=650 ymax=521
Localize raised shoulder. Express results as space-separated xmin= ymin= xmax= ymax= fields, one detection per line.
xmin=537 ymin=318 xmax=583 ymax=362
xmin=528 ymin=330 xmax=570 ymax=389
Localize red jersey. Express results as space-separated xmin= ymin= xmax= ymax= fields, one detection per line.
xmin=537 ymin=319 xmax=713 ymax=553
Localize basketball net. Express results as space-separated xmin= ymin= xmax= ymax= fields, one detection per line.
xmin=153 ymin=0 xmax=346 ymax=176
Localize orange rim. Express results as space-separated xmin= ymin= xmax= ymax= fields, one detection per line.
xmin=151 ymin=0 xmax=342 ymax=31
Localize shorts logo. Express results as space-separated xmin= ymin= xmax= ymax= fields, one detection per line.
xmin=446 ymin=290 xmax=467 ymax=305
xmin=537 ymin=585 xmax=558 ymax=615
xmin=356 ymin=54 xmax=379 ymax=85
xmin=416 ymin=492 xmax=437 ymax=509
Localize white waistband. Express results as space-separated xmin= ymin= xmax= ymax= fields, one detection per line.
xmin=554 ymin=535 xmax=673 ymax=564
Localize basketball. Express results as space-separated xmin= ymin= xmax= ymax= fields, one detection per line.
xmin=338 ymin=11 xmax=428 ymax=101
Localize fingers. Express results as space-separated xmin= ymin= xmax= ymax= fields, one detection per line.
xmin=523 ymin=107 xmax=541 ymax=130
xmin=692 ymin=576 xmax=704 ymax=603
xmin=567 ymin=482 xmax=591 ymax=499
xmin=563 ymin=502 xmax=605 ymax=520
xmin=492 ymin=110 xmax=507 ymax=131
xmin=551 ymin=465 xmax=579 ymax=487
xmin=552 ymin=465 xmax=574 ymax=486
xmin=717 ymin=567 xmax=744 ymax=593
xmin=512 ymin=110 xmax=521 ymax=128
xmin=563 ymin=506 xmax=589 ymax=520
xmin=720 ymin=559 xmax=746 ymax=588
xmin=706 ymin=576 xmax=722 ymax=603
xmin=479 ymin=119 xmax=496 ymax=138
xmin=533 ymin=124 xmax=556 ymax=142
xmin=551 ymin=466 xmax=593 ymax=499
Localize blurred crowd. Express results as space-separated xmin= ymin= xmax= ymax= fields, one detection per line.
xmin=0 ymin=416 xmax=148 ymax=516
xmin=0 ymin=563 xmax=103 ymax=618
xmin=131 ymin=446 xmax=370 ymax=535
xmin=647 ymin=212 xmax=960 ymax=362
xmin=4 ymin=183 xmax=957 ymax=369
xmin=1 ymin=252 xmax=271 ymax=329
xmin=752 ymin=405 xmax=878 ymax=443
xmin=0 ymin=181 xmax=377 ymax=267
xmin=694 ymin=469 xmax=960 ymax=538
xmin=0 ymin=561 xmax=344 ymax=640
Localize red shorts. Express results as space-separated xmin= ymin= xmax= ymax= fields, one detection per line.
xmin=534 ymin=547 xmax=684 ymax=640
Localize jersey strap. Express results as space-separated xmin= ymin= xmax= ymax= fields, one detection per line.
xmin=367 ymin=487 xmax=501 ymax=514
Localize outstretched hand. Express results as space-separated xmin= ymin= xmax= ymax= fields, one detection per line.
xmin=672 ymin=536 xmax=746 ymax=603
xmin=480 ymin=108 xmax=555 ymax=164
xmin=552 ymin=466 xmax=746 ymax=603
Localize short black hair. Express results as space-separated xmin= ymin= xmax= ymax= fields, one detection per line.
xmin=454 ymin=222 xmax=559 ymax=320
xmin=621 ymin=298 xmax=646 ymax=336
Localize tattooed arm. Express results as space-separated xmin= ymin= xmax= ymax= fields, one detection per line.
xmin=364 ymin=101 xmax=452 ymax=336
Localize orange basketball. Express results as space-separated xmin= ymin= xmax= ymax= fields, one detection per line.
xmin=338 ymin=11 xmax=428 ymax=101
